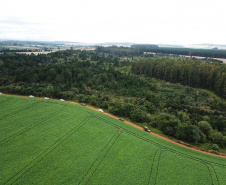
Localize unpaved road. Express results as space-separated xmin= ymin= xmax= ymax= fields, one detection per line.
xmin=2 ymin=93 xmax=226 ymax=158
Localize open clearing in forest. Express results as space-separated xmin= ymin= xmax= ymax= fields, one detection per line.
xmin=0 ymin=95 xmax=226 ymax=185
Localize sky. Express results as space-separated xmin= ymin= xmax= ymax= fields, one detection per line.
xmin=0 ymin=0 xmax=226 ymax=45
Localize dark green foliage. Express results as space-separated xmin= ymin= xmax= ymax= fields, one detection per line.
xmin=209 ymin=131 xmax=223 ymax=144
xmin=198 ymin=121 xmax=212 ymax=136
xmin=95 ymin=46 xmax=144 ymax=57
xmin=132 ymin=46 xmax=226 ymax=59
xmin=131 ymin=58 xmax=226 ymax=98
xmin=0 ymin=49 xmax=225 ymax=147
xmin=131 ymin=44 xmax=159 ymax=49
xmin=183 ymin=125 xmax=206 ymax=143
xmin=212 ymin=144 xmax=220 ymax=151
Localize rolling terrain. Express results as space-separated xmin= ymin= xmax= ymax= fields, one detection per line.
xmin=0 ymin=95 xmax=226 ymax=185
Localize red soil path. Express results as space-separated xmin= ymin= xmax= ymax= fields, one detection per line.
xmin=2 ymin=93 xmax=226 ymax=158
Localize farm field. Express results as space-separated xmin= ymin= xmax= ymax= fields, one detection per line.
xmin=0 ymin=95 xmax=226 ymax=185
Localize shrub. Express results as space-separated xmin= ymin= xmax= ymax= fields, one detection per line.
xmin=209 ymin=131 xmax=223 ymax=144
xmin=212 ymin=144 xmax=220 ymax=151
xmin=198 ymin=121 xmax=212 ymax=136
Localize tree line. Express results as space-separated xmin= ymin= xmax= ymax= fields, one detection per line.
xmin=95 ymin=46 xmax=144 ymax=57
xmin=132 ymin=58 xmax=226 ymax=98
xmin=131 ymin=46 xmax=226 ymax=59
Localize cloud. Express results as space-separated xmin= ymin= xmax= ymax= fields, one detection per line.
xmin=0 ymin=17 xmax=30 ymax=26
xmin=0 ymin=16 xmax=48 ymax=26
xmin=0 ymin=0 xmax=226 ymax=44
xmin=0 ymin=16 xmax=52 ymax=41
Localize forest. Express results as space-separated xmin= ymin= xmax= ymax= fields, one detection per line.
xmin=0 ymin=47 xmax=226 ymax=151
xmin=132 ymin=58 xmax=226 ymax=98
xmin=131 ymin=45 xmax=226 ymax=59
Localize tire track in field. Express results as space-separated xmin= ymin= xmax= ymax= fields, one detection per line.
xmin=162 ymin=150 xmax=216 ymax=185
xmin=0 ymin=106 xmax=67 ymax=146
xmin=81 ymin=110 xmax=226 ymax=168
xmin=208 ymin=164 xmax=220 ymax=185
xmin=85 ymin=113 xmax=226 ymax=184
xmin=154 ymin=150 xmax=163 ymax=185
xmin=0 ymin=97 xmax=13 ymax=104
xmin=78 ymin=128 xmax=120 ymax=185
xmin=3 ymin=94 xmax=226 ymax=159
xmin=73 ymin=101 xmax=226 ymax=159
xmin=0 ymin=99 xmax=82 ymax=146
xmin=147 ymin=149 xmax=160 ymax=185
xmin=84 ymin=129 xmax=123 ymax=185
xmin=97 ymin=114 xmax=226 ymax=167
xmin=200 ymin=161 xmax=215 ymax=185
xmin=5 ymin=116 xmax=94 ymax=185
xmin=0 ymin=101 xmax=40 ymax=121
xmin=91 ymin=113 xmax=226 ymax=168
xmin=204 ymin=163 xmax=220 ymax=185
xmin=2 ymin=94 xmax=226 ymax=183
xmin=88 ymin=111 xmax=226 ymax=185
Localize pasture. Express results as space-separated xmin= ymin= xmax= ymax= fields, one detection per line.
xmin=0 ymin=95 xmax=226 ymax=184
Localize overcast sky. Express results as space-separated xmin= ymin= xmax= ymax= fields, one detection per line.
xmin=0 ymin=0 xmax=226 ymax=45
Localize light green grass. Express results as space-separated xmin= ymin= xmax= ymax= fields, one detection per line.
xmin=0 ymin=95 xmax=226 ymax=185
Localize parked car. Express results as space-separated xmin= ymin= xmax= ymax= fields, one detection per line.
xmin=81 ymin=103 xmax=86 ymax=106
xmin=99 ymin=109 xmax=104 ymax=113
xmin=144 ymin=126 xmax=151 ymax=132
xmin=119 ymin=117 xmax=124 ymax=121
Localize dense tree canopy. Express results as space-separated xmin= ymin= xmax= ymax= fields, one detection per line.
xmin=0 ymin=48 xmax=225 ymax=149
xmin=131 ymin=58 xmax=226 ymax=98
xmin=131 ymin=45 xmax=226 ymax=59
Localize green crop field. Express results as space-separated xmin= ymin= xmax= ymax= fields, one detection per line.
xmin=0 ymin=95 xmax=226 ymax=185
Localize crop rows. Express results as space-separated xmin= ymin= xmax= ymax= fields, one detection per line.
xmin=0 ymin=96 xmax=225 ymax=185
xmin=0 ymin=106 xmax=67 ymax=146
xmin=9 ymin=116 xmax=120 ymax=184
xmin=0 ymin=101 xmax=41 ymax=121
xmin=49 ymin=101 xmax=226 ymax=184
xmin=156 ymin=151 xmax=219 ymax=185
xmin=5 ymin=116 xmax=94 ymax=185
xmin=79 ymin=128 xmax=123 ymax=185
xmin=0 ymin=99 xmax=84 ymax=144
xmin=77 ymin=112 xmax=225 ymax=184
xmin=0 ymin=97 xmax=39 ymax=116
xmin=95 ymin=115 xmax=226 ymax=168
xmin=0 ymin=97 xmax=13 ymax=104
xmin=85 ymin=130 xmax=123 ymax=185
xmin=147 ymin=149 xmax=163 ymax=185
xmin=62 ymin=102 xmax=226 ymax=183
xmin=0 ymin=102 xmax=91 ymax=184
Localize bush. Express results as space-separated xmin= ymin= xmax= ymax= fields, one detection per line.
xmin=221 ymin=136 xmax=226 ymax=148
xmin=209 ymin=131 xmax=223 ymax=144
xmin=198 ymin=121 xmax=212 ymax=136
xmin=212 ymin=144 xmax=220 ymax=151
xmin=183 ymin=125 xmax=206 ymax=143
